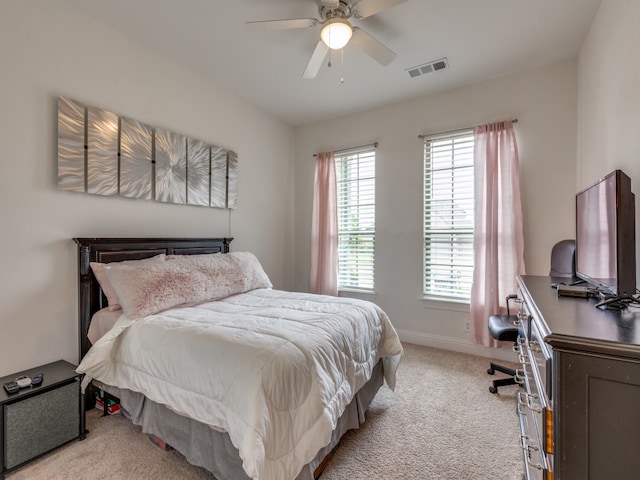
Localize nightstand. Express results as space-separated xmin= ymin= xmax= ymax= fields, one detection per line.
xmin=0 ymin=360 xmax=86 ymax=479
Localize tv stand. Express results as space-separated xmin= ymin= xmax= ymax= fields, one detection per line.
xmin=517 ymin=275 xmax=640 ymax=480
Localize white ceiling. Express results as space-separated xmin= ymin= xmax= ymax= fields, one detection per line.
xmin=60 ymin=0 xmax=601 ymax=127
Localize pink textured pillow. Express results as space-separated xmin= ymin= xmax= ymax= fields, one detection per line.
xmin=90 ymin=254 xmax=166 ymax=311
xmin=103 ymin=252 xmax=272 ymax=318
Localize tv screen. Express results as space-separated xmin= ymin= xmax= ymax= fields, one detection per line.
xmin=575 ymin=170 xmax=636 ymax=299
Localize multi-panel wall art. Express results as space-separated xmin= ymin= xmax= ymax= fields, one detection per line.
xmin=57 ymin=96 xmax=238 ymax=209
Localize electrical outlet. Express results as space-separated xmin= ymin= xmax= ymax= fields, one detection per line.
xmin=464 ymin=320 xmax=471 ymax=331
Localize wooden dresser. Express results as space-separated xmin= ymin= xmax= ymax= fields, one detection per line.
xmin=516 ymin=275 xmax=640 ymax=480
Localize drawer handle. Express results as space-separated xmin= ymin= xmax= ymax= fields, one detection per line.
xmin=517 ymin=392 xmax=530 ymax=409
xmin=515 ymin=312 xmax=529 ymax=326
xmin=518 ymin=391 xmax=542 ymax=413
xmin=519 ymin=431 xmax=544 ymax=470
xmin=514 ymin=369 xmax=525 ymax=385
xmin=526 ymin=394 xmax=542 ymax=414
xmin=524 ymin=445 xmax=543 ymax=470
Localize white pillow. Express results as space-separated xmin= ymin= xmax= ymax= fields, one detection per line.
xmin=103 ymin=252 xmax=272 ymax=318
xmin=90 ymin=254 xmax=166 ymax=311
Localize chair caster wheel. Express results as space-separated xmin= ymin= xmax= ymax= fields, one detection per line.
xmin=489 ymin=386 xmax=497 ymax=394
xmin=487 ymin=368 xmax=495 ymax=375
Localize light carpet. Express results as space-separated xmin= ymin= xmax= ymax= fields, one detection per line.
xmin=7 ymin=343 xmax=524 ymax=480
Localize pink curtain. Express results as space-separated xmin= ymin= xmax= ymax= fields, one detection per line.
xmin=470 ymin=121 xmax=525 ymax=346
xmin=310 ymin=152 xmax=338 ymax=296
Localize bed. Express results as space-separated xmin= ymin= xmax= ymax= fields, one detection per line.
xmin=74 ymin=237 xmax=403 ymax=480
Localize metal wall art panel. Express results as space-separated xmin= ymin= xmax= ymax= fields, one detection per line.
xmin=56 ymin=96 xmax=237 ymax=209
xmin=155 ymin=129 xmax=187 ymax=204
xmin=57 ymin=97 xmax=85 ymax=193
xmin=210 ymin=146 xmax=228 ymax=209
xmin=87 ymin=107 xmax=118 ymax=196
xmin=227 ymin=150 xmax=238 ymax=209
xmin=187 ymin=138 xmax=210 ymax=207
xmin=120 ymin=117 xmax=153 ymax=200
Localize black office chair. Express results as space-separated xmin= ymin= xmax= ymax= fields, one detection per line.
xmin=486 ymin=239 xmax=576 ymax=394
xmin=487 ymin=294 xmax=521 ymax=394
xmin=549 ymin=239 xmax=576 ymax=279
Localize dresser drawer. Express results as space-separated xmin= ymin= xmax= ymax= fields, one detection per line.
xmin=516 ymin=340 xmax=548 ymax=479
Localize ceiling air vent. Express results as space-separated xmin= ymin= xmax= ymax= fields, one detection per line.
xmin=407 ymin=57 xmax=448 ymax=78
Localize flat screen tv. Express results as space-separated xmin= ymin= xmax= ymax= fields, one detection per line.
xmin=575 ymin=169 xmax=636 ymax=300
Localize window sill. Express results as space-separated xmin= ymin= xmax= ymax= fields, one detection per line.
xmin=420 ymin=296 xmax=470 ymax=313
xmin=339 ymin=289 xmax=376 ymax=300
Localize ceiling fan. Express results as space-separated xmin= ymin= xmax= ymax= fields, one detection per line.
xmin=246 ymin=0 xmax=408 ymax=79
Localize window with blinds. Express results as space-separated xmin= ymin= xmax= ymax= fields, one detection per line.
xmin=423 ymin=130 xmax=474 ymax=301
xmin=336 ymin=147 xmax=375 ymax=292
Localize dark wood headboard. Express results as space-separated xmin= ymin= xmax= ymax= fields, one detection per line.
xmin=73 ymin=237 xmax=233 ymax=361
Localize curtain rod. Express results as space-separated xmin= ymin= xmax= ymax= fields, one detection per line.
xmin=418 ymin=119 xmax=518 ymax=140
xmin=313 ymin=142 xmax=378 ymax=157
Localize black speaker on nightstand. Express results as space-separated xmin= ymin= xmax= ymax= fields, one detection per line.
xmin=4 ymin=381 xmax=79 ymax=469
xmin=1 ymin=360 xmax=85 ymax=477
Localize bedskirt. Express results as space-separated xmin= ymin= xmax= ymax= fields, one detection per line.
xmin=101 ymin=359 xmax=384 ymax=480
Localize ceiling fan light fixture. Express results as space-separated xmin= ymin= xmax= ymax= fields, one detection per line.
xmin=320 ymin=18 xmax=352 ymax=50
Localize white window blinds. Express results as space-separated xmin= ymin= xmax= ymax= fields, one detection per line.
xmin=423 ymin=130 xmax=474 ymax=301
xmin=336 ymin=147 xmax=375 ymax=292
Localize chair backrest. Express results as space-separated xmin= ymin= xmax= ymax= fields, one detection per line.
xmin=550 ymin=239 xmax=576 ymax=277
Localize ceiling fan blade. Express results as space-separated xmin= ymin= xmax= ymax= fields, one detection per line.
xmin=303 ymin=41 xmax=330 ymax=79
xmin=319 ymin=0 xmax=340 ymax=7
xmin=352 ymin=0 xmax=409 ymax=19
xmin=245 ymin=18 xmax=319 ymax=31
xmin=350 ymin=27 xmax=396 ymax=66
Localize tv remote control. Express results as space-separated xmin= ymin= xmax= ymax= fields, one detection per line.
xmin=3 ymin=381 xmax=19 ymax=394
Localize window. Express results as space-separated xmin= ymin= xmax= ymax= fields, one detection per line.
xmin=423 ymin=130 xmax=474 ymax=301
xmin=336 ymin=146 xmax=376 ymax=292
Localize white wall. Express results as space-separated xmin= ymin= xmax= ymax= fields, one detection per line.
xmin=294 ymin=61 xmax=578 ymax=357
xmin=0 ymin=1 xmax=294 ymax=376
xmin=577 ymin=0 xmax=640 ymax=285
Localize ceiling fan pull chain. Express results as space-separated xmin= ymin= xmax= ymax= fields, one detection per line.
xmin=340 ymin=48 xmax=345 ymax=83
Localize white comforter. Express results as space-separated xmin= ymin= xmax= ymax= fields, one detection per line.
xmin=77 ymin=289 xmax=403 ymax=480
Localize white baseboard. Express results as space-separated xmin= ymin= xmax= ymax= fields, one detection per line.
xmin=396 ymin=329 xmax=517 ymax=363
